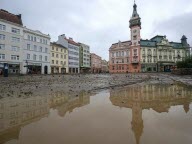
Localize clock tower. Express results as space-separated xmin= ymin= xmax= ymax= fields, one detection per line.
xmin=129 ymin=1 xmax=141 ymax=73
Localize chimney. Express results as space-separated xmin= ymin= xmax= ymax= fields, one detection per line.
xmin=60 ymin=34 xmax=66 ymax=38
xmin=69 ymin=37 xmax=73 ymax=41
xmin=17 ymin=14 xmax=22 ymax=19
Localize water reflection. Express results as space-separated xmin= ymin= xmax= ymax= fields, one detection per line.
xmin=0 ymin=91 xmax=91 ymax=144
xmin=110 ymin=84 xmax=192 ymax=144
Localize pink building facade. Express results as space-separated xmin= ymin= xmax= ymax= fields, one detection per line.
xmin=90 ymin=53 xmax=102 ymax=73
xmin=109 ymin=2 xmax=141 ymax=73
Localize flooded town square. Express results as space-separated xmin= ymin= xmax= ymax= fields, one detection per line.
xmin=0 ymin=74 xmax=192 ymax=144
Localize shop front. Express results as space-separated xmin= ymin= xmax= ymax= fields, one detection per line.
xmin=157 ymin=62 xmax=176 ymax=72
xmin=51 ymin=66 xmax=60 ymax=74
xmin=8 ymin=63 xmax=20 ymax=74
xmin=27 ymin=63 xmax=42 ymax=74
xmin=141 ymin=64 xmax=157 ymax=72
xmin=0 ymin=63 xmax=3 ymax=76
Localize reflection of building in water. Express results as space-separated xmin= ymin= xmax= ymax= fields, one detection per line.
xmin=49 ymin=91 xmax=90 ymax=117
xmin=0 ymin=96 xmax=50 ymax=144
xmin=0 ymin=90 xmax=91 ymax=144
xmin=110 ymin=84 xmax=192 ymax=144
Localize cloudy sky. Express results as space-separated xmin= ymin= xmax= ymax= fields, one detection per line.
xmin=1 ymin=0 xmax=192 ymax=60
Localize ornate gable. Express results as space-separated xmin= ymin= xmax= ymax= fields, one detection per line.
xmin=157 ymin=37 xmax=171 ymax=46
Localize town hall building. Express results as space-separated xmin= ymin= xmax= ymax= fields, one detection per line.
xmin=109 ymin=2 xmax=191 ymax=73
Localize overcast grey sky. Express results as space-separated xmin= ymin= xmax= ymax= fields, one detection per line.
xmin=1 ymin=0 xmax=192 ymax=60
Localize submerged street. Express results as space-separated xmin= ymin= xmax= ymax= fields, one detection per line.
xmin=0 ymin=75 xmax=192 ymax=144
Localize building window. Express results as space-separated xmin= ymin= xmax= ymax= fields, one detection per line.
xmin=56 ymin=54 xmax=59 ymax=58
xmin=43 ymin=39 xmax=45 ymax=44
xmin=12 ymin=37 xmax=20 ymax=42
xmin=52 ymin=46 xmax=54 ymax=51
xmin=33 ymin=54 xmax=37 ymax=61
xmin=52 ymin=60 xmax=54 ymax=64
xmin=45 ymin=48 xmax=48 ymax=53
xmin=56 ymin=60 xmax=58 ymax=64
xmin=27 ymin=44 xmax=30 ymax=50
xmin=133 ymin=35 xmax=137 ymax=40
xmin=28 ymin=35 xmax=30 ymax=40
xmin=34 ymin=45 xmax=37 ymax=51
xmin=0 ymin=34 xmax=5 ymax=40
xmin=0 ymin=24 xmax=6 ymax=31
xmin=11 ymin=28 xmax=20 ymax=34
xmin=0 ymin=44 xmax=5 ymax=50
xmin=56 ymin=48 xmax=58 ymax=51
xmin=27 ymin=54 xmax=30 ymax=60
xmin=112 ymin=52 xmax=114 ymax=57
xmin=11 ymin=55 xmax=19 ymax=60
xmin=64 ymin=55 xmax=66 ymax=59
xmin=61 ymin=49 xmax=63 ymax=52
xmin=0 ymin=54 xmax=5 ymax=60
xmin=52 ymin=53 xmax=54 ymax=57
xmin=61 ymin=61 xmax=63 ymax=65
xmin=122 ymin=51 xmax=124 ymax=56
xmin=39 ymin=47 xmax=42 ymax=52
xmin=40 ymin=39 xmax=42 ymax=43
xmin=64 ymin=49 xmax=66 ymax=53
xmin=39 ymin=55 xmax=42 ymax=61
xmin=31 ymin=36 xmax=33 ymax=41
xmin=61 ymin=55 xmax=63 ymax=59
xmin=11 ymin=46 xmax=20 ymax=51
xmin=34 ymin=37 xmax=36 ymax=42
xmin=45 ymin=56 xmax=48 ymax=61
xmin=143 ymin=59 xmax=145 ymax=62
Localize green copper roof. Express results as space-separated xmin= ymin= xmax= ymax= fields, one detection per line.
xmin=140 ymin=40 xmax=156 ymax=47
xmin=150 ymin=35 xmax=165 ymax=43
xmin=170 ymin=42 xmax=183 ymax=49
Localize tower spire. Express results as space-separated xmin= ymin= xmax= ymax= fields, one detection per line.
xmin=132 ymin=0 xmax=139 ymax=18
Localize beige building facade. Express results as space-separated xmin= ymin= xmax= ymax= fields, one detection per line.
xmin=50 ymin=42 xmax=68 ymax=74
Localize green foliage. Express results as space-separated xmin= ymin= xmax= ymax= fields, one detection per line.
xmin=177 ymin=56 xmax=192 ymax=68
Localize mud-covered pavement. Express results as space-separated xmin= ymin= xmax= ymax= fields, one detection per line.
xmin=0 ymin=73 xmax=191 ymax=98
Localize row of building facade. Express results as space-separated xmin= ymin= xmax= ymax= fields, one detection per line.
xmin=0 ymin=9 xmax=109 ymax=75
xmin=109 ymin=2 xmax=191 ymax=73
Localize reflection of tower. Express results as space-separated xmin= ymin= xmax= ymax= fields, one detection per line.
xmin=131 ymin=85 xmax=143 ymax=144
xmin=131 ymin=102 xmax=143 ymax=144
xmin=183 ymin=103 xmax=190 ymax=113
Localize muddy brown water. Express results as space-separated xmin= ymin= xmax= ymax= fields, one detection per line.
xmin=0 ymin=83 xmax=192 ymax=144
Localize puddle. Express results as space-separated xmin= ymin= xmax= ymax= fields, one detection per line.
xmin=0 ymin=84 xmax=192 ymax=144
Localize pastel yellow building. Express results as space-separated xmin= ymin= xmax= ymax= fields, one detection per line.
xmin=50 ymin=42 xmax=68 ymax=74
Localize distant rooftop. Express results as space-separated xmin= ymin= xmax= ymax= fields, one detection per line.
xmin=0 ymin=9 xmax=23 ymax=25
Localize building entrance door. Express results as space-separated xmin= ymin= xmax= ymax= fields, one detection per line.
xmin=44 ymin=66 xmax=48 ymax=74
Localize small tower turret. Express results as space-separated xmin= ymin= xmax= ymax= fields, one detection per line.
xmin=181 ymin=35 xmax=188 ymax=47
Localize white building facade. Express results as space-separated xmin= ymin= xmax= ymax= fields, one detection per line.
xmin=79 ymin=43 xmax=90 ymax=73
xmin=0 ymin=9 xmax=23 ymax=74
xmin=22 ymin=28 xmax=51 ymax=74
xmin=57 ymin=34 xmax=80 ymax=74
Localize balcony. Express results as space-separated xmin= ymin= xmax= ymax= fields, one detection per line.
xmin=131 ymin=60 xmax=139 ymax=64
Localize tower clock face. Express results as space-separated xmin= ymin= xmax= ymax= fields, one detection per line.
xmin=133 ymin=30 xmax=137 ymax=33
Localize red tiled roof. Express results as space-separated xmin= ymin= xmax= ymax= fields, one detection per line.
xmin=64 ymin=38 xmax=80 ymax=46
xmin=0 ymin=9 xmax=23 ymax=25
